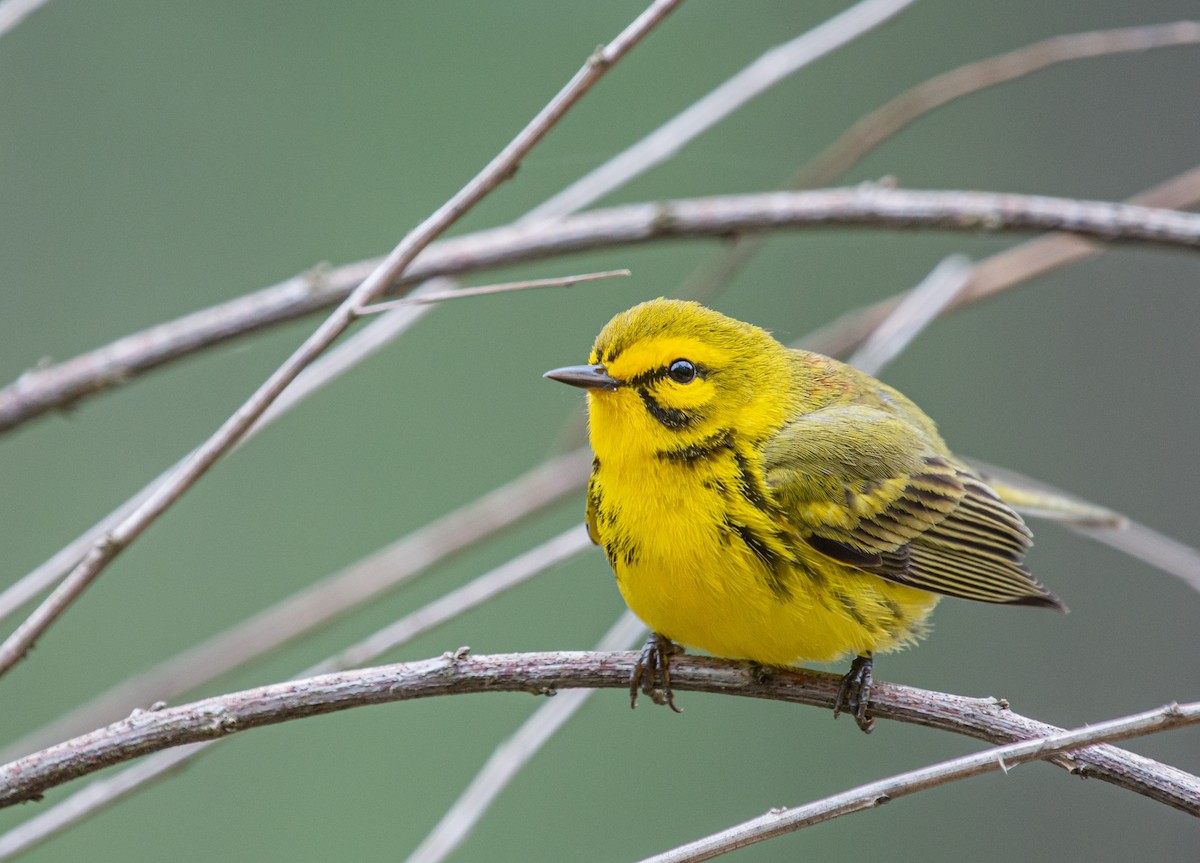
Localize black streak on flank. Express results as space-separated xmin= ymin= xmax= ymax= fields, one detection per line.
xmin=638 ymin=387 xmax=693 ymax=430
xmin=658 ymin=428 xmax=734 ymax=466
xmin=732 ymin=449 xmax=772 ymax=513
xmin=727 ymin=518 xmax=792 ymax=600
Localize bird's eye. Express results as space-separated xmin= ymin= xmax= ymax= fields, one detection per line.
xmin=667 ymin=359 xmax=697 ymax=384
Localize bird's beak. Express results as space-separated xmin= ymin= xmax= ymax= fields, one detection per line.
xmin=543 ymin=364 xmax=621 ymax=391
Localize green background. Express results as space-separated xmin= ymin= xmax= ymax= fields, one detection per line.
xmin=2 ymin=1 xmax=1198 ymax=860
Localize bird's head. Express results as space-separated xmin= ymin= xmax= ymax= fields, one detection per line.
xmin=545 ymin=298 xmax=796 ymax=458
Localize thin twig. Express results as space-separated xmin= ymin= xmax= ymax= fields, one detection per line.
xmin=637 ymin=701 xmax=1199 ymax=863
xmin=404 ymin=613 xmax=646 ymax=863
xmin=354 ymin=269 xmax=630 ymax=315
xmin=0 ymin=0 xmax=51 ymax=40
xmin=968 ymin=459 xmax=1200 ymax=594
xmin=0 ymin=745 xmax=201 ymax=860
xmin=0 ymin=526 xmax=597 ymax=858
xmin=802 ymin=168 xmax=1200 ymax=357
xmin=845 ymin=253 xmax=974 ymax=376
xmin=303 ymin=526 xmax=593 ymax=676
xmin=2 ymin=653 xmax=1198 ymax=813
xmin=799 ymin=21 xmax=1200 ymax=190
xmin=676 ymin=21 xmax=1200 ymax=303
xmin=0 ymin=449 xmax=590 ymax=763
xmin=0 ymin=275 xmax=457 ymax=627
xmin=523 ymin=0 xmax=918 ymax=221
xmin=0 ymin=0 xmax=684 ymax=679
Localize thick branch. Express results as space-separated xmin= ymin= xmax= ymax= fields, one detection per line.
xmin=3 ymin=185 xmax=1199 ymax=435
xmin=2 ymin=652 xmax=1197 ymax=814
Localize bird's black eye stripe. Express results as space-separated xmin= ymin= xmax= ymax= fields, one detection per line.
xmin=667 ymin=359 xmax=697 ymax=384
xmin=624 ymin=362 xmax=706 ymax=389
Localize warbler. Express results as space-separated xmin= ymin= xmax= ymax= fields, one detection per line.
xmin=545 ymin=298 xmax=1064 ymax=731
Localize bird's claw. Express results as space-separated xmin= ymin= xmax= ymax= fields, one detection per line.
xmin=630 ymin=633 xmax=683 ymax=713
xmin=834 ymin=654 xmax=875 ymax=733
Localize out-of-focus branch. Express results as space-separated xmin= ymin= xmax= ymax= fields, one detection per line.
xmin=403 ymin=613 xmax=646 ymax=863
xmin=4 ymin=182 xmax=1199 ymax=436
xmin=0 ymin=0 xmax=51 ymax=40
xmin=0 ymin=0 xmax=684 ymax=680
xmin=799 ymin=21 xmax=1200 ymax=189
xmin=844 ymin=253 xmax=974 ymax=376
xmin=1 ymin=652 xmax=1197 ymax=814
xmin=0 ymin=526 xmax=596 ymax=858
xmin=638 ymin=701 xmax=1200 ymax=863
xmin=676 ymin=22 xmax=1200 ymax=305
xmin=524 ymin=0 xmax=917 ymax=220
xmin=0 ymin=450 xmax=591 ymax=763
xmin=802 ymin=168 xmax=1200 ymax=357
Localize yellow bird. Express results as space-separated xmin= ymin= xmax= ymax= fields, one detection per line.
xmin=545 ymin=298 xmax=1064 ymax=731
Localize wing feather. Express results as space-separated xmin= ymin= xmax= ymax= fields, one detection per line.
xmin=763 ymin=406 xmax=1064 ymax=611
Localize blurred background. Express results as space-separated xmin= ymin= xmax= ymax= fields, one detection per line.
xmin=1 ymin=1 xmax=1198 ymax=860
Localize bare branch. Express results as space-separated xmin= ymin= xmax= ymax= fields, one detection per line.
xmin=354 ymin=269 xmax=630 ymax=315
xmin=0 ymin=450 xmax=590 ymax=763
xmin=303 ymin=526 xmax=593 ymax=677
xmin=2 ymin=653 xmax=1197 ymax=814
xmin=675 ymin=23 xmax=1200 ymax=304
xmin=0 ymin=0 xmax=683 ymax=679
xmin=0 ymin=275 xmax=463 ymax=629
xmin=524 ymin=0 xmax=918 ymax=221
xmin=404 ymin=613 xmax=646 ymax=863
xmin=797 ymin=21 xmax=1200 ymax=190
xmin=803 ymin=167 xmax=1200 ymax=357
xmin=0 ymin=0 xmax=51 ymax=40
xmin=0 ymin=526 xmax=596 ymax=856
xmin=637 ymin=701 xmax=1200 ymax=863
xmin=845 ymin=254 xmax=974 ymax=376
xmin=969 ymin=459 xmax=1200 ymax=594
xmin=4 ymin=180 xmax=1200 ymax=437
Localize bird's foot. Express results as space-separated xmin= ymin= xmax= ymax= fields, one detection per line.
xmin=630 ymin=633 xmax=683 ymax=713
xmin=834 ymin=654 xmax=875 ymax=733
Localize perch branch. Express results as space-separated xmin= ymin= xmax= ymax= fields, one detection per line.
xmin=1 ymin=652 xmax=1197 ymax=814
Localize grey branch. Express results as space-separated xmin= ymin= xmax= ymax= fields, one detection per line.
xmin=3 ymin=184 xmax=1199 ymax=437
xmin=0 ymin=0 xmax=683 ymax=680
xmin=1 ymin=652 xmax=1198 ymax=814
xmin=0 ymin=527 xmax=596 ymax=858
xmin=638 ymin=700 xmax=1200 ymax=863
xmin=0 ymin=450 xmax=591 ymax=763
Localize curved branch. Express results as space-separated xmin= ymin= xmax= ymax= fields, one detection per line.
xmin=3 ymin=185 xmax=1199 ymax=436
xmin=2 ymin=651 xmax=1198 ymax=814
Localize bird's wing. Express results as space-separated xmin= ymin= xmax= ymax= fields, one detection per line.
xmin=762 ymin=405 xmax=1064 ymax=610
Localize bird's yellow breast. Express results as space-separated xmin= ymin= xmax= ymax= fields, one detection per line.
xmin=589 ymin=443 xmax=940 ymax=667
